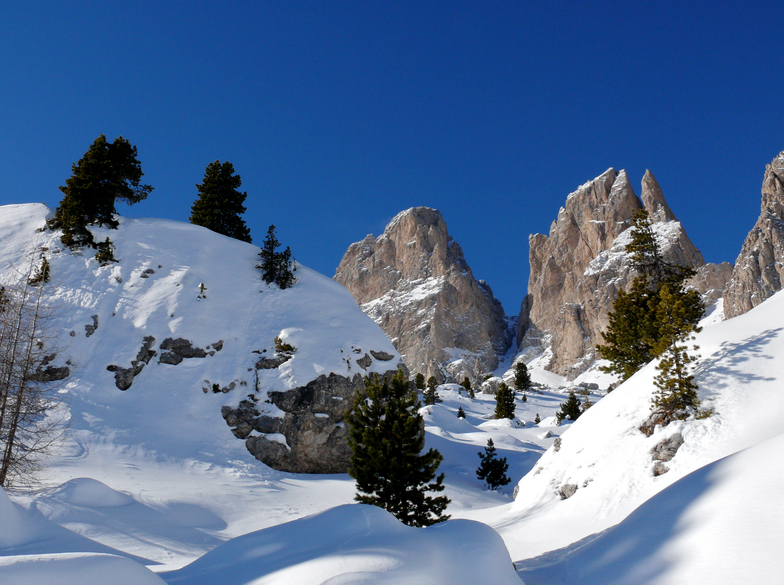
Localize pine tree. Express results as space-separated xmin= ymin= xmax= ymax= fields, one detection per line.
xmin=49 ymin=135 xmax=152 ymax=247
xmin=476 ymin=439 xmax=511 ymax=490
xmin=493 ymin=382 xmax=515 ymax=419
xmin=555 ymin=391 xmax=582 ymax=425
xmin=598 ymin=210 xmax=703 ymax=381
xmin=190 ymin=160 xmax=252 ymax=242
xmin=257 ymin=225 xmax=297 ymax=289
xmin=457 ymin=406 xmax=466 ymax=419
xmin=534 ymin=413 xmax=541 ymax=424
xmin=414 ymin=373 xmax=426 ymax=391
xmin=423 ymin=376 xmax=441 ymax=405
xmin=650 ymin=284 xmax=705 ymax=417
xmin=460 ymin=376 xmax=475 ymax=399
xmin=346 ymin=371 xmax=450 ymax=527
xmin=513 ymin=362 xmax=532 ymax=394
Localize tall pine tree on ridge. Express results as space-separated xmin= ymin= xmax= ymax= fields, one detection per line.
xmin=190 ymin=160 xmax=252 ymax=242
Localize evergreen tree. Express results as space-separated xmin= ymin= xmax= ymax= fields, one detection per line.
xmin=650 ymin=284 xmax=705 ymax=417
xmin=457 ymin=406 xmax=466 ymax=419
xmin=555 ymin=391 xmax=582 ymax=425
xmin=190 ymin=160 xmax=252 ymax=242
xmin=257 ymin=225 xmax=297 ymax=289
xmin=598 ymin=210 xmax=703 ymax=381
xmin=423 ymin=376 xmax=441 ymax=405
xmin=460 ymin=376 xmax=475 ymax=399
xmin=513 ymin=362 xmax=532 ymax=394
xmin=49 ymin=135 xmax=152 ymax=247
xmin=493 ymin=382 xmax=515 ymax=420
xmin=346 ymin=371 xmax=450 ymax=527
xmin=414 ymin=373 xmax=426 ymax=391
xmin=534 ymin=413 xmax=541 ymax=424
xmin=476 ymin=439 xmax=511 ymax=490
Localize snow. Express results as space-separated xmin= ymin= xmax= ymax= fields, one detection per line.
xmin=3 ymin=203 xmax=784 ymax=583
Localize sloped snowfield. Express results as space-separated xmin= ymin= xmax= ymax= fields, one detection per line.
xmin=2 ymin=204 xmax=783 ymax=584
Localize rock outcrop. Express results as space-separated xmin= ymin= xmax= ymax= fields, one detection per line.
xmin=224 ymin=368 xmax=404 ymax=473
xmin=335 ymin=207 xmax=512 ymax=383
xmin=724 ymin=151 xmax=784 ymax=319
xmin=519 ymin=169 xmax=708 ymax=378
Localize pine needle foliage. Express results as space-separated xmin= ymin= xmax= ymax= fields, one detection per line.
xmin=257 ymin=225 xmax=297 ymax=289
xmin=346 ymin=371 xmax=450 ymax=527
xmin=423 ymin=376 xmax=441 ymax=405
xmin=460 ymin=376 xmax=475 ymax=399
xmin=190 ymin=160 xmax=252 ymax=242
xmin=513 ymin=362 xmax=532 ymax=393
xmin=476 ymin=438 xmax=511 ymax=490
xmin=493 ymin=382 xmax=515 ymax=420
xmin=49 ymin=135 xmax=152 ymax=247
xmin=555 ymin=391 xmax=582 ymax=425
xmin=598 ymin=210 xmax=703 ymax=381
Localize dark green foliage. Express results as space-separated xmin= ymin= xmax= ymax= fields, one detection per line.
xmin=346 ymin=371 xmax=450 ymax=527
xmin=534 ymin=413 xmax=541 ymax=424
xmin=190 ymin=160 xmax=252 ymax=242
xmin=461 ymin=376 xmax=475 ymax=399
xmin=414 ymin=373 xmax=425 ymax=390
xmin=257 ymin=226 xmax=297 ymax=289
xmin=457 ymin=406 xmax=466 ymax=419
xmin=423 ymin=376 xmax=441 ymax=405
xmin=28 ymin=257 xmax=50 ymax=285
xmin=49 ymin=135 xmax=152 ymax=247
xmin=513 ymin=362 xmax=531 ymax=393
xmin=556 ymin=391 xmax=582 ymax=425
xmin=493 ymin=382 xmax=515 ymax=420
xmin=274 ymin=336 xmax=296 ymax=356
xmin=94 ymin=238 xmax=117 ymax=265
xmin=476 ymin=439 xmax=511 ymax=490
xmin=650 ymin=284 xmax=705 ymax=417
xmin=598 ymin=210 xmax=703 ymax=381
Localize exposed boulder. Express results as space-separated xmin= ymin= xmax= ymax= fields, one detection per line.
xmin=85 ymin=315 xmax=99 ymax=337
xmin=106 ymin=336 xmax=156 ymax=391
xmin=335 ymin=207 xmax=512 ymax=383
xmin=519 ymin=169 xmax=706 ymax=378
xmin=651 ymin=432 xmax=684 ymax=462
xmin=235 ymin=369 xmax=405 ymax=473
xmin=159 ymin=337 xmax=208 ymax=365
xmin=724 ymin=150 xmax=784 ymax=319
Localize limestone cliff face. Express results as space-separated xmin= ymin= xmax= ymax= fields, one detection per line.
xmin=335 ymin=207 xmax=512 ymax=382
xmin=519 ymin=169 xmax=707 ymax=378
xmin=724 ymin=151 xmax=784 ymax=319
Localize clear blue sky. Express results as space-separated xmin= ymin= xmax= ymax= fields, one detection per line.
xmin=2 ymin=1 xmax=782 ymax=314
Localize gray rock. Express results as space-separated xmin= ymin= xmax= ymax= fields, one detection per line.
xmin=356 ymin=353 xmax=373 ymax=370
xmin=559 ymin=483 xmax=578 ymax=499
xmin=651 ymin=432 xmax=684 ymax=461
xmin=553 ymin=437 xmax=562 ymax=452
xmin=160 ymin=337 xmax=208 ymax=359
xmin=653 ymin=462 xmax=670 ymax=476
xmin=85 ymin=315 xmax=99 ymax=337
xmin=159 ymin=352 xmax=183 ymax=365
xmin=255 ymin=355 xmax=290 ymax=369
xmin=369 ymin=350 xmax=394 ymax=361
xmin=240 ymin=369 xmax=401 ymax=473
xmin=30 ymin=365 xmax=70 ymax=383
xmin=212 ymin=340 xmax=224 ymax=351
xmin=106 ymin=365 xmax=134 ymax=391
xmin=639 ymin=409 xmax=677 ymax=436
xmin=232 ymin=422 xmax=253 ymax=439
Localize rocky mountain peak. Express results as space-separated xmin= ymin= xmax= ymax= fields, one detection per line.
xmin=724 ymin=150 xmax=784 ymax=319
xmin=335 ymin=207 xmax=512 ymax=382
xmin=520 ymin=168 xmax=709 ymax=378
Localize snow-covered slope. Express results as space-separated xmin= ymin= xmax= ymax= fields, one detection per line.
xmin=496 ymin=287 xmax=784 ymax=574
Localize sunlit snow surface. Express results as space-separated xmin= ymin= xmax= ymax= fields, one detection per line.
xmin=2 ymin=204 xmax=784 ymax=583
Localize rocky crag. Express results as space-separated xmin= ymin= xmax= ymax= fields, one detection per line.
xmin=724 ymin=150 xmax=784 ymax=319
xmin=335 ymin=207 xmax=513 ymax=383
xmin=519 ymin=168 xmax=727 ymax=378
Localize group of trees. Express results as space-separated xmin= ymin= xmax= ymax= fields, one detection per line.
xmin=598 ymin=210 xmax=705 ymax=419
xmin=48 ymin=135 xmax=295 ymax=288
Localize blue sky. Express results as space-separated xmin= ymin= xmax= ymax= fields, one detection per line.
xmin=1 ymin=1 xmax=782 ymax=314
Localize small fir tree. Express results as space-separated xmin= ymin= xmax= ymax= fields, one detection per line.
xmin=94 ymin=238 xmax=117 ymax=265
xmin=423 ymin=376 xmax=441 ymax=405
xmin=534 ymin=413 xmax=541 ymax=424
xmin=257 ymin=225 xmax=297 ymax=289
xmin=414 ymin=373 xmax=426 ymax=391
xmin=513 ymin=362 xmax=532 ymax=394
xmin=49 ymin=135 xmax=152 ymax=247
xmin=190 ymin=160 xmax=252 ymax=242
xmin=461 ymin=376 xmax=475 ymax=399
xmin=346 ymin=370 xmax=450 ymax=526
xmin=476 ymin=439 xmax=511 ymax=490
xmin=556 ymin=391 xmax=582 ymax=425
xmin=457 ymin=406 xmax=466 ymax=419
xmin=493 ymin=382 xmax=515 ymax=420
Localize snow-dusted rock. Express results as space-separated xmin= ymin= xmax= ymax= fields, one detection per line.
xmin=519 ymin=169 xmax=706 ymax=378
xmin=335 ymin=206 xmax=512 ymax=382
xmin=724 ymin=149 xmax=784 ymax=318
